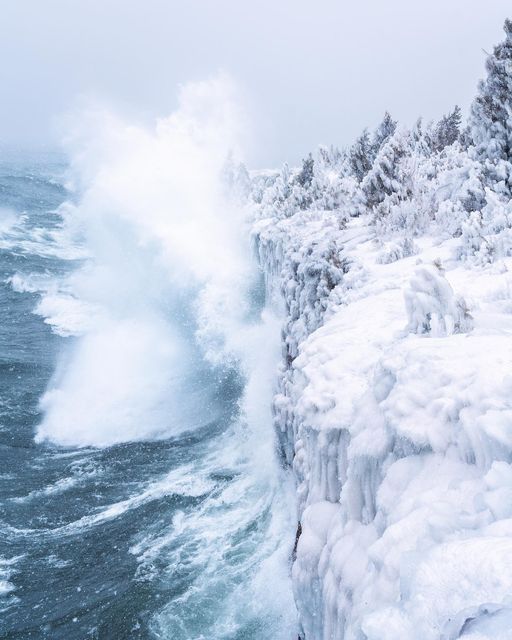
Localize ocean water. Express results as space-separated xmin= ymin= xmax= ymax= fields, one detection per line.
xmin=0 ymin=148 xmax=296 ymax=639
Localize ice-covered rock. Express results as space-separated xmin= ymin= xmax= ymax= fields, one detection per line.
xmin=254 ymin=203 xmax=512 ymax=640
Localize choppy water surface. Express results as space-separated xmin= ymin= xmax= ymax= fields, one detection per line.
xmin=0 ymin=152 xmax=296 ymax=639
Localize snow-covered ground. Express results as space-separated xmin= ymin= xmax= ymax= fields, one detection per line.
xmin=255 ymin=209 xmax=512 ymax=639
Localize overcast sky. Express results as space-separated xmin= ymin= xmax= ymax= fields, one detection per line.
xmin=0 ymin=0 xmax=510 ymax=166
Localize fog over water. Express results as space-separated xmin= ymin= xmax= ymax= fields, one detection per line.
xmin=0 ymin=0 xmax=510 ymax=165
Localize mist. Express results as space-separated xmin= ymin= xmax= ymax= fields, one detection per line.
xmin=0 ymin=0 xmax=510 ymax=166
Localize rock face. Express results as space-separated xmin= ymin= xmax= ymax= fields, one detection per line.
xmin=254 ymin=208 xmax=512 ymax=640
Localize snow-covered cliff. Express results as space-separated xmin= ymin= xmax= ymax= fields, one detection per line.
xmin=256 ymin=208 xmax=512 ymax=639
xmin=246 ymin=19 xmax=512 ymax=640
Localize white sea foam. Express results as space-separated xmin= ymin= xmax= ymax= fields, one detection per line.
xmin=11 ymin=455 xmax=101 ymax=503
xmin=0 ymin=556 xmax=21 ymax=612
xmin=130 ymin=427 xmax=297 ymax=640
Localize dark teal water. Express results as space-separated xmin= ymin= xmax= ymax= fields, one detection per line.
xmin=0 ymin=153 xmax=295 ymax=640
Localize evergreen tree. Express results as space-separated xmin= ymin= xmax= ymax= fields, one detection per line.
xmin=410 ymin=118 xmax=432 ymax=157
xmin=260 ymin=163 xmax=296 ymax=218
xmin=459 ymin=125 xmax=473 ymax=150
xmin=371 ymin=112 xmax=397 ymax=158
xmin=469 ymin=19 xmax=512 ymax=182
xmin=361 ymin=129 xmax=411 ymax=210
xmin=349 ymin=129 xmax=373 ymax=181
xmin=296 ymin=153 xmax=315 ymax=188
xmin=432 ymin=106 xmax=462 ymax=151
xmin=317 ymin=145 xmax=344 ymax=172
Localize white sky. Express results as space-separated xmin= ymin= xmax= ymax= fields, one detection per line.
xmin=0 ymin=0 xmax=510 ymax=166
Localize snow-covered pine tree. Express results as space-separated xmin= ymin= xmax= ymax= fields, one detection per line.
xmin=296 ymin=153 xmax=315 ymax=188
xmin=348 ymin=115 xmax=396 ymax=187
xmin=371 ymin=112 xmax=397 ymax=158
xmin=260 ymin=162 xmax=299 ymax=218
xmin=348 ymin=129 xmax=373 ymax=182
xmin=469 ymin=19 xmax=512 ymax=191
xmin=431 ymin=106 xmax=462 ymax=152
xmin=317 ymin=145 xmax=344 ymax=172
xmin=459 ymin=124 xmax=473 ymax=150
xmin=292 ymin=153 xmax=317 ymax=210
xmin=410 ymin=118 xmax=431 ymax=157
xmin=361 ymin=128 xmax=412 ymax=210
xmin=308 ymin=147 xmax=355 ymax=216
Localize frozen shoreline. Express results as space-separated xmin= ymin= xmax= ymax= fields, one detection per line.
xmin=255 ymin=208 xmax=512 ymax=639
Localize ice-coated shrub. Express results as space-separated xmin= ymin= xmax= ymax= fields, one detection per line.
xmin=377 ymin=237 xmax=418 ymax=264
xmin=404 ymin=262 xmax=472 ymax=336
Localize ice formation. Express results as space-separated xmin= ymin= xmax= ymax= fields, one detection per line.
xmin=245 ymin=20 xmax=512 ymax=640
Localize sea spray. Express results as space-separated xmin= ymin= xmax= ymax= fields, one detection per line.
xmin=30 ymin=75 xmax=297 ymax=637
xmin=36 ymin=75 xmax=253 ymax=447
